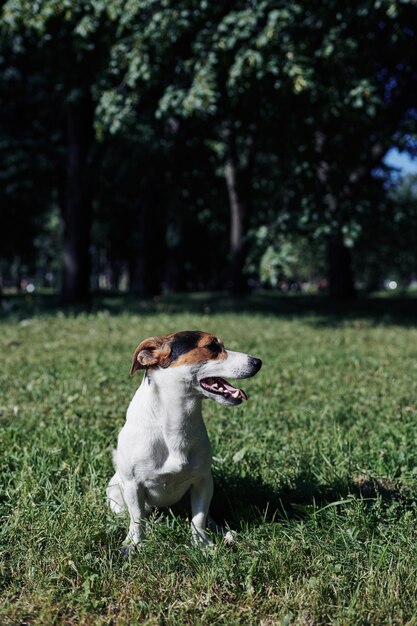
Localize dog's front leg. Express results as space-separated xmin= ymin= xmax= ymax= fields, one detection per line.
xmin=122 ymin=480 xmax=146 ymax=554
xmin=190 ymin=472 xmax=214 ymax=547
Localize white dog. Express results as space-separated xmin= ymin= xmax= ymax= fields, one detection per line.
xmin=107 ymin=330 xmax=262 ymax=552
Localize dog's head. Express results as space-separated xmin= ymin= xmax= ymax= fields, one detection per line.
xmin=130 ymin=330 xmax=262 ymax=406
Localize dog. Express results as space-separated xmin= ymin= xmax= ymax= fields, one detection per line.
xmin=106 ymin=330 xmax=262 ymax=552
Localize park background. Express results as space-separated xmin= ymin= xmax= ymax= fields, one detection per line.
xmin=1 ymin=0 xmax=417 ymax=302
xmin=2 ymin=2 xmax=417 ymax=626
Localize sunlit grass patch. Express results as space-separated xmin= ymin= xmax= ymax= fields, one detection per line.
xmin=1 ymin=296 xmax=417 ymax=625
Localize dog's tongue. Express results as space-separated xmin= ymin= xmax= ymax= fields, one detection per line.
xmin=203 ymin=376 xmax=248 ymax=400
xmin=221 ymin=379 xmax=248 ymax=401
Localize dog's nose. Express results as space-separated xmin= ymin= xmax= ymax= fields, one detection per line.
xmin=249 ymin=356 xmax=262 ymax=373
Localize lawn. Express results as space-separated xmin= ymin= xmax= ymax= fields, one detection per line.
xmin=1 ymin=293 xmax=417 ymax=625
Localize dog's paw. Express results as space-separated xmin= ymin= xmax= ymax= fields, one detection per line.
xmin=120 ymin=542 xmax=145 ymax=557
xmin=192 ymin=528 xmax=214 ymax=550
xmin=120 ymin=544 xmax=136 ymax=558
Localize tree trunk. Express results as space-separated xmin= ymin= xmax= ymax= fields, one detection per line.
xmin=164 ymin=223 xmax=186 ymax=293
xmin=224 ymin=155 xmax=247 ymax=294
xmin=223 ymin=118 xmax=257 ymax=295
xmin=327 ymin=234 xmax=355 ymax=298
xmin=128 ymin=193 xmax=164 ymax=296
xmin=61 ymin=95 xmax=94 ymax=306
xmin=365 ymin=265 xmax=381 ymax=293
xmin=129 ymin=255 xmax=147 ymax=296
xmin=163 ymin=171 xmax=185 ymax=293
xmin=222 ymin=118 xmax=256 ymax=295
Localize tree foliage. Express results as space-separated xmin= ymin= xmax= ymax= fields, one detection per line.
xmin=1 ymin=0 xmax=417 ymax=298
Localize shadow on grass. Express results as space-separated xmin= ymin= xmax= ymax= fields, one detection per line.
xmin=107 ymin=470 xmax=413 ymax=550
xmin=2 ymin=290 xmax=417 ymax=327
xmin=208 ymin=470 xmax=413 ymax=527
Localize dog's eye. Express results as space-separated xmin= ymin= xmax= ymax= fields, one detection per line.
xmin=205 ymin=339 xmax=221 ymax=354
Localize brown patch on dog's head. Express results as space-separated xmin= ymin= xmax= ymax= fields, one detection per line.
xmin=167 ymin=331 xmax=227 ymax=367
xmin=130 ymin=330 xmax=226 ymax=374
xmin=130 ymin=336 xmax=172 ymax=374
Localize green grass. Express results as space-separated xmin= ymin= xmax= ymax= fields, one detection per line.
xmin=1 ymin=293 xmax=417 ymax=625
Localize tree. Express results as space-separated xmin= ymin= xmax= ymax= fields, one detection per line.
xmin=2 ymin=1 xmax=416 ymax=299
xmin=95 ymin=2 xmax=261 ymax=293
xmin=0 ymin=26 xmax=58 ymax=291
xmin=96 ymin=0 xmax=417 ymax=297
xmin=2 ymin=0 xmax=115 ymax=304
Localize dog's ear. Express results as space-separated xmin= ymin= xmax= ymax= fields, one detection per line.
xmin=130 ymin=337 xmax=172 ymax=375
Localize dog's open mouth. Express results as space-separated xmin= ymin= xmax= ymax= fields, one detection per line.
xmin=200 ymin=377 xmax=248 ymax=401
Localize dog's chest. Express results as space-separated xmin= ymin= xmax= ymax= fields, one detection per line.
xmin=147 ymin=434 xmax=209 ymax=483
xmin=146 ymin=457 xmax=196 ymax=487
xmin=121 ymin=392 xmax=212 ymax=507
xmin=142 ymin=447 xmax=209 ymax=506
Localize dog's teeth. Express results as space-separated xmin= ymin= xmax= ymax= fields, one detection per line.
xmin=212 ymin=383 xmax=219 ymax=389
xmin=232 ymin=390 xmax=240 ymax=398
xmin=218 ymin=386 xmax=224 ymax=392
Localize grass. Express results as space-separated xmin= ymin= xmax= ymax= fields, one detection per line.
xmin=1 ymin=292 xmax=417 ymax=625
